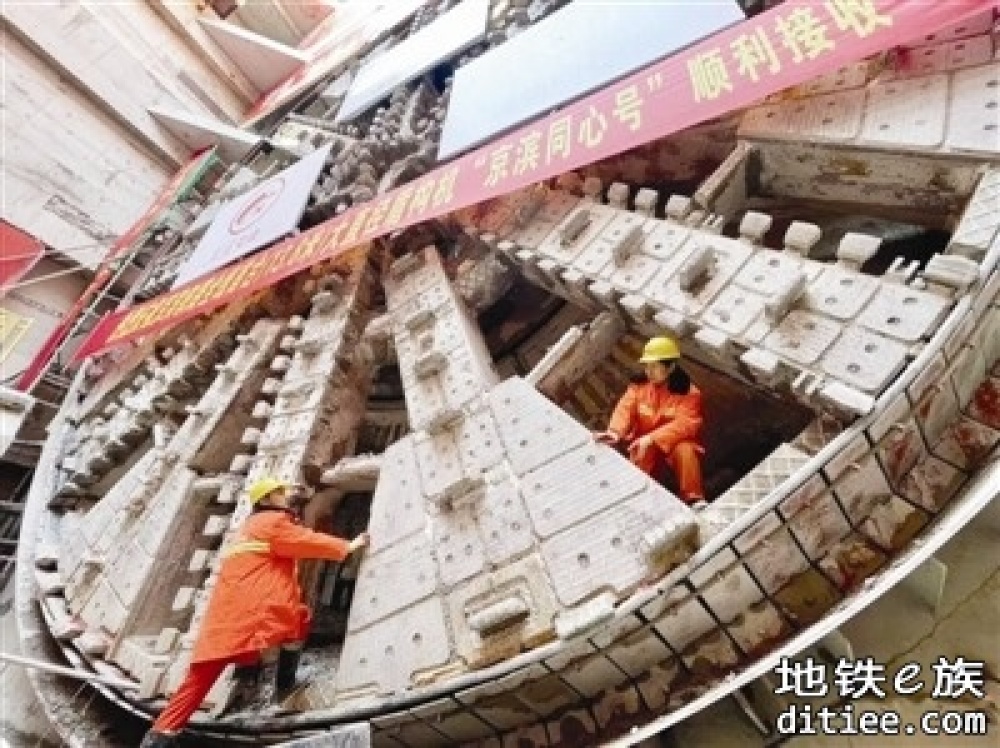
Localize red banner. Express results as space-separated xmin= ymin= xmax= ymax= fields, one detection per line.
xmin=17 ymin=148 xmax=217 ymax=390
xmin=75 ymin=0 xmax=998 ymax=362
xmin=0 ymin=221 xmax=45 ymax=293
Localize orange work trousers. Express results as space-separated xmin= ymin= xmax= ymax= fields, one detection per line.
xmin=152 ymin=651 xmax=258 ymax=734
xmin=630 ymin=440 xmax=704 ymax=503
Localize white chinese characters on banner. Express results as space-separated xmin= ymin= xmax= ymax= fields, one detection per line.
xmin=172 ymin=144 xmax=332 ymax=289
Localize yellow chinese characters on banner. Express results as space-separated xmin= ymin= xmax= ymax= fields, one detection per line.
xmin=432 ymin=167 xmax=460 ymax=208
xmin=483 ymin=145 xmax=513 ymax=187
xmin=0 ymin=307 xmax=32 ymax=363
xmin=775 ymin=7 xmax=836 ymax=63
xmin=613 ymin=85 xmax=644 ymax=131
xmin=363 ymin=197 xmax=392 ymax=236
xmin=731 ymin=28 xmax=781 ymax=82
xmin=825 ymin=0 xmax=892 ymax=37
xmin=344 ymin=167 xmax=464 ymax=235
xmin=407 ymin=178 xmax=438 ymax=218
xmin=513 ymin=131 xmax=542 ymax=175
xmin=689 ymin=48 xmax=733 ymax=103
xmin=546 ymin=116 xmax=573 ymax=165
xmin=385 ymin=185 xmax=415 ymax=227
xmin=114 ymin=166 xmax=474 ymax=344
xmin=477 ymin=96 xmax=630 ymax=188
xmin=480 ymin=112 xmax=588 ymax=188
xmin=578 ymin=106 xmax=609 ymax=149
xmin=687 ymin=0 xmax=893 ymax=102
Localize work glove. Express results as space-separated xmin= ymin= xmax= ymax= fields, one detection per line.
xmin=628 ymin=435 xmax=653 ymax=459
xmin=348 ymin=532 xmax=370 ymax=554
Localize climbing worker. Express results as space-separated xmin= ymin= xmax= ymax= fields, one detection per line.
xmin=594 ymin=336 xmax=706 ymax=507
xmin=140 ymin=477 xmax=369 ymax=747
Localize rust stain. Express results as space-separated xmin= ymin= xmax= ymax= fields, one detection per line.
xmin=522 ymin=625 xmax=556 ymax=649
xmin=885 ymin=428 xmax=919 ymax=486
xmin=773 ymin=568 xmax=840 ymax=626
xmin=686 ymin=654 xmax=720 ymax=678
xmin=831 ymin=537 xmax=885 ymax=591
xmin=824 ymin=157 xmax=871 ymax=178
xmin=475 ymin=692 xmax=535 ymax=718
xmin=887 ymin=505 xmax=929 ymax=551
xmin=969 ymin=378 xmax=1000 ymax=430
xmin=951 ymin=421 xmax=996 ymax=468
xmin=520 ymin=673 xmax=571 ymax=704
xmin=683 ymin=630 xmax=739 ymax=681
xmin=927 ymin=169 xmax=956 ymax=193
xmin=728 ymin=601 xmax=792 ymax=658
xmin=604 ymin=681 xmax=645 ymax=721
xmin=554 ymin=712 xmax=596 ymax=746
xmin=598 ymin=698 xmax=652 ymax=742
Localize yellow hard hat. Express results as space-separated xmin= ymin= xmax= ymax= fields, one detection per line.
xmin=639 ymin=336 xmax=681 ymax=363
xmin=247 ymin=477 xmax=289 ymax=505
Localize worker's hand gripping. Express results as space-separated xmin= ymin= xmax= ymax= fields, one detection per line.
xmin=593 ymin=430 xmax=621 ymax=446
xmin=348 ymin=532 xmax=370 ymax=554
xmin=628 ymin=434 xmax=653 ymax=460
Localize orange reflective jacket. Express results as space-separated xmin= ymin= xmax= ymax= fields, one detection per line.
xmin=608 ymin=381 xmax=704 ymax=456
xmin=192 ymin=509 xmax=349 ymax=663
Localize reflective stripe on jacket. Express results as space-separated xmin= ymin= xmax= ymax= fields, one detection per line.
xmin=222 ymin=540 xmax=270 ymax=559
xmin=191 ymin=509 xmax=350 ymax=663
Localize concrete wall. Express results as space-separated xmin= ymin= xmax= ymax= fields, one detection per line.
xmin=233 ymin=0 xmax=335 ymax=46
xmin=1 ymin=260 xmax=89 ymax=383
xmin=1 ymin=29 xmax=173 ymax=271
xmin=146 ymin=0 xmax=260 ymax=103
xmin=2 ymin=2 xmax=251 ymax=162
xmin=1 ymin=2 xmax=260 ymax=270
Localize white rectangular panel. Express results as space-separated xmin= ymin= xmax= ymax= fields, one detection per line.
xmin=439 ymin=1 xmax=745 ymax=159
xmin=336 ymin=0 xmax=490 ymax=123
xmin=173 ymin=144 xmax=331 ymax=288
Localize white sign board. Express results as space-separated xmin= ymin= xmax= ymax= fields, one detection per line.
xmin=335 ymin=0 xmax=490 ymax=123
xmin=173 ymin=145 xmax=331 ymax=288
xmin=438 ymin=1 xmax=745 ymax=159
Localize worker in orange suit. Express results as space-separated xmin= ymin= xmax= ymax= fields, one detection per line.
xmin=595 ymin=336 xmax=706 ymax=508
xmin=140 ymin=477 xmax=369 ymax=747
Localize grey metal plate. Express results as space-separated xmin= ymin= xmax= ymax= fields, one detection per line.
xmin=438 ymin=1 xmax=745 ymax=160
xmin=336 ymin=0 xmax=490 ymax=123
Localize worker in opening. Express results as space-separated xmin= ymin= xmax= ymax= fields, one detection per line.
xmin=141 ymin=478 xmax=369 ymax=747
xmin=595 ymin=336 xmax=706 ymax=508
